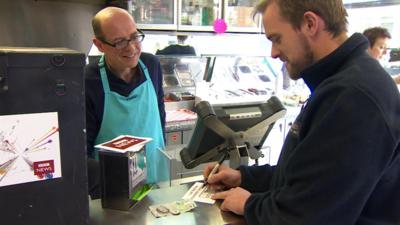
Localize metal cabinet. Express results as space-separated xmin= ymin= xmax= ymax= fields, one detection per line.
xmin=0 ymin=47 xmax=88 ymax=225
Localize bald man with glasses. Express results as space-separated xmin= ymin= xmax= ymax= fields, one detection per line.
xmin=85 ymin=7 xmax=167 ymax=199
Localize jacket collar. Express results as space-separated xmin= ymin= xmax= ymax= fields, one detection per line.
xmin=301 ymin=33 xmax=369 ymax=93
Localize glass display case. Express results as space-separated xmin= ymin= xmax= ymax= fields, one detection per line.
xmin=159 ymin=56 xmax=208 ymax=109
xmin=178 ymin=0 xmax=223 ymax=31
xmin=129 ymin=0 xmax=177 ymax=30
xmin=196 ymin=55 xmax=283 ymax=106
xmin=383 ymin=48 xmax=400 ymax=82
xmin=159 ymin=56 xmax=208 ymax=149
xmin=224 ymin=0 xmax=262 ymax=33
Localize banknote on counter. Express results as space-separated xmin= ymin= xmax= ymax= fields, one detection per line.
xmin=149 ymin=200 xmax=197 ymax=218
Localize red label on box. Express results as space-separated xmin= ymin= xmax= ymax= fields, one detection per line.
xmin=33 ymin=160 xmax=55 ymax=176
xmin=102 ymin=136 xmax=146 ymax=150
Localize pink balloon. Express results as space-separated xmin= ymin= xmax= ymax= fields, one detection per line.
xmin=213 ymin=19 xmax=227 ymax=34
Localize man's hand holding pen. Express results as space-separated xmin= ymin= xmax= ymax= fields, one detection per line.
xmin=203 ymin=162 xmax=249 ymax=215
xmin=203 ymin=163 xmax=242 ymax=191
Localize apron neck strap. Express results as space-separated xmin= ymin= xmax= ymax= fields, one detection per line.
xmin=98 ymin=55 xmax=110 ymax=92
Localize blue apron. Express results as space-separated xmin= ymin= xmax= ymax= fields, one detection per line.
xmin=95 ymin=55 xmax=168 ymax=184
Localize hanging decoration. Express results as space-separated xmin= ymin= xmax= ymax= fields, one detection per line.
xmin=213 ymin=19 xmax=227 ymax=34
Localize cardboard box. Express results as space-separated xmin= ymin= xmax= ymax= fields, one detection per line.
xmin=99 ymin=147 xmax=149 ymax=211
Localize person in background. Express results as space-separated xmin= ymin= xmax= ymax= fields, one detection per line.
xmin=204 ymin=0 xmax=400 ymax=224
xmin=156 ymin=35 xmax=197 ymax=56
xmin=363 ymin=26 xmax=391 ymax=60
xmin=363 ymin=27 xmax=400 ymax=85
xmin=85 ymin=7 xmax=167 ymax=198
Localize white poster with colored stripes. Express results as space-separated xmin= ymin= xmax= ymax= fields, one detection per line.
xmin=0 ymin=112 xmax=62 ymax=187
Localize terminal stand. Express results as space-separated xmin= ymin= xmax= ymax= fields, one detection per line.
xmin=180 ymin=96 xmax=286 ymax=169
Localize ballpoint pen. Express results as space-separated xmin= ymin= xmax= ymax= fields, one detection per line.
xmin=203 ymin=153 xmax=227 ymax=188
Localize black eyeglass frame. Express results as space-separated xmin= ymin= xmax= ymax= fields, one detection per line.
xmin=98 ymin=29 xmax=145 ymax=49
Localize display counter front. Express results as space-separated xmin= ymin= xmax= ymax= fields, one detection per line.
xmin=89 ymin=183 xmax=246 ymax=225
xmin=159 ymin=56 xmax=206 ymax=147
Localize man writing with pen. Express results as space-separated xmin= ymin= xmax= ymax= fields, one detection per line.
xmin=202 ymin=154 xmax=226 ymax=188
xmin=203 ymin=0 xmax=400 ymax=225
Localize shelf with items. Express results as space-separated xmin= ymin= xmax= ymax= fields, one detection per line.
xmin=129 ymin=0 xmax=177 ymax=30
xmin=178 ymin=0 xmax=223 ymax=31
xmin=223 ymin=0 xmax=262 ymax=33
xmin=130 ymin=0 xmax=263 ymax=33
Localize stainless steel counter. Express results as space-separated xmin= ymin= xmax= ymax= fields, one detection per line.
xmin=89 ymin=183 xmax=246 ymax=225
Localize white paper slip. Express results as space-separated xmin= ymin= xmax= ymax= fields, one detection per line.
xmin=182 ymin=182 xmax=215 ymax=204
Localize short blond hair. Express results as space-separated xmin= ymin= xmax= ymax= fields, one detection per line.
xmin=254 ymin=0 xmax=348 ymax=37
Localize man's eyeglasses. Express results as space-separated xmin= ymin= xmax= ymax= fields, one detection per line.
xmin=98 ymin=29 xmax=145 ymax=50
